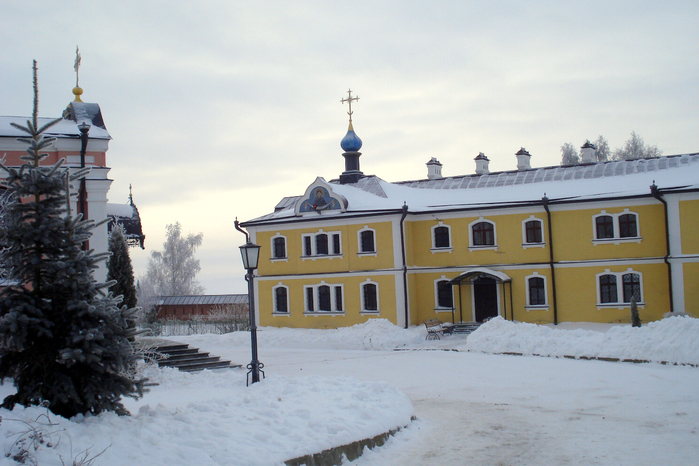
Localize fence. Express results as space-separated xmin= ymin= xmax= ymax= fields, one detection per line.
xmin=138 ymin=317 xmax=250 ymax=337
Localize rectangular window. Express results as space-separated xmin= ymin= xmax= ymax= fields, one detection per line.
xmin=332 ymin=234 xmax=341 ymax=255
xmin=334 ymin=286 xmax=343 ymax=312
xmin=303 ymin=236 xmax=312 ymax=256
xmin=306 ymin=287 xmax=315 ymax=312
xmin=437 ymin=280 xmax=453 ymax=308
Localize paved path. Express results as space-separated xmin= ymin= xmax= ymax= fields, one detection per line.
xmin=223 ymin=346 xmax=699 ymax=466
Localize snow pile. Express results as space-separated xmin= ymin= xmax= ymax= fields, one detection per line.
xmin=465 ymin=315 xmax=699 ymax=365
xmin=181 ymin=318 xmax=425 ymax=352
xmin=0 ymin=367 xmax=413 ymax=466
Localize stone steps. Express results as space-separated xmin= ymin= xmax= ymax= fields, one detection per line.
xmin=451 ymin=322 xmax=482 ymax=335
xmin=152 ymin=343 xmax=241 ymax=372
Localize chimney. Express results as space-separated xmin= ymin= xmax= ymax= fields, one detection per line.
xmin=474 ymin=152 xmax=490 ymax=175
xmin=426 ymin=157 xmax=443 ymax=179
xmin=580 ymin=140 xmax=596 ymax=164
xmin=515 ymin=147 xmax=531 ymax=171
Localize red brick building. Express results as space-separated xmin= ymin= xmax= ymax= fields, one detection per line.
xmin=155 ymin=295 xmax=248 ymax=321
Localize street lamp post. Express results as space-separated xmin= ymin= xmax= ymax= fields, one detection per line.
xmin=235 ymin=219 xmax=264 ymax=386
xmin=78 ymin=122 xmax=90 ymax=250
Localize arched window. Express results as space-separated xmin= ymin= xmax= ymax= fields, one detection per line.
xmin=302 ymin=230 xmax=342 ymax=257
xmin=619 ymin=214 xmax=638 ymax=238
xmin=359 ymin=229 xmax=376 ymax=253
xmin=272 ymin=235 xmax=287 ymax=259
xmin=273 ymin=285 xmax=289 ymax=313
xmin=304 ymin=283 xmax=344 ymax=313
xmin=315 ymin=233 xmax=329 ymax=255
xmin=595 ymin=216 xmax=614 ymax=239
xmin=622 ymin=273 xmax=641 ymax=302
xmin=593 ymin=210 xmax=640 ymax=243
xmin=432 ymin=224 xmax=451 ymax=249
xmin=527 ymin=276 xmax=546 ymax=306
xmin=472 ymin=221 xmax=495 ymax=246
xmin=525 ymin=220 xmax=543 ymax=244
xmin=318 ymin=285 xmax=331 ymax=311
xmin=599 ymin=274 xmax=617 ymax=303
xmin=362 ymin=282 xmax=379 ymax=312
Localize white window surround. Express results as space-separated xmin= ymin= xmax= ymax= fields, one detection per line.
xmin=521 ymin=216 xmax=546 ymax=249
xmin=524 ymin=272 xmax=549 ymax=310
xmin=360 ymin=279 xmax=380 ymax=314
xmin=468 ymin=217 xmax=498 ymax=251
xmin=301 ymin=229 xmax=343 ymax=260
xmin=270 ymin=233 xmax=289 ymax=262
xmin=433 ymin=276 xmax=454 ymax=312
xmin=430 ymin=221 xmax=453 ymax=253
xmin=357 ymin=226 xmax=378 ymax=257
xmin=303 ymin=281 xmax=345 ymax=314
xmin=592 ymin=209 xmax=642 ymax=245
xmin=595 ymin=268 xmax=645 ymax=309
xmin=272 ymin=283 xmax=290 ymax=315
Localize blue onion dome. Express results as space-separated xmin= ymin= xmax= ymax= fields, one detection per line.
xmin=340 ymin=121 xmax=363 ymax=152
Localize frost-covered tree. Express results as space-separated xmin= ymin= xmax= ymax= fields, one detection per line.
xmin=560 ymin=142 xmax=579 ymax=166
xmin=107 ymin=226 xmax=138 ymax=310
xmin=0 ymin=62 xmax=144 ymax=418
xmin=613 ymin=131 xmax=662 ymax=160
xmin=593 ymin=135 xmax=610 ymax=162
xmin=140 ymin=222 xmax=204 ymax=298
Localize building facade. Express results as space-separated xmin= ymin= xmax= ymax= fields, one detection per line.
xmin=241 ymin=123 xmax=699 ymax=329
xmin=0 ymin=85 xmax=143 ymax=283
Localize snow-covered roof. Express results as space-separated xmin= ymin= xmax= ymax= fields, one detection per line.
xmin=0 ymin=101 xmax=111 ymax=141
xmin=243 ymin=153 xmax=699 ymax=226
xmin=155 ymin=295 xmax=249 ymax=306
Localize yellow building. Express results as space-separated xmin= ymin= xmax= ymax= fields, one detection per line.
xmin=241 ymin=120 xmax=699 ymax=329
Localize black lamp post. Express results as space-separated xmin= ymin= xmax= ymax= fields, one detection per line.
xmin=78 ymin=122 xmax=90 ymax=250
xmin=235 ymin=219 xmax=264 ymax=385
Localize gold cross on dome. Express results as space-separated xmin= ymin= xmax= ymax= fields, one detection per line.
xmin=341 ymin=89 xmax=359 ymax=123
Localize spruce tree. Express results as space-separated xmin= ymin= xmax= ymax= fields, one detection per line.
xmin=107 ymin=226 xmax=138 ymax=310
xmin=0 ymin=62 xmax=144 ymax=418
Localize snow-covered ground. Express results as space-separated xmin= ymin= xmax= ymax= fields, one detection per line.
xmin=1 ymin=316 xmax=698 ymax=465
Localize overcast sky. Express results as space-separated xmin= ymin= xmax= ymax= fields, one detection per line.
xmin=2 ymin=1 xmax=698 ymax=294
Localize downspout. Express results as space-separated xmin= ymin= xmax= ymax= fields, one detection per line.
xmin=400 ymin=203 xmax=410 ymax=329
xmin=650 ymin=183 xmax=674 ymax=314
xmin=542 ymin=196 xmax=559 ymax=325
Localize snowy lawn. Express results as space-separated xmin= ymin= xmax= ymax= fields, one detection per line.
xmin=0 ymin=316 xmax=697 ymax=465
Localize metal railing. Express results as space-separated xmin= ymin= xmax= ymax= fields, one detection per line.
xmin=138 ymin=318 xmax=250 ymax=337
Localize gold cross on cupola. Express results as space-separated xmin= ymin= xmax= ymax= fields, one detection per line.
xmin=341 ymin=89 xmax=359 ymax=123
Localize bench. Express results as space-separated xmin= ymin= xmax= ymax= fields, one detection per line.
xmin=424 ymin=319 xmax=454 ymax=340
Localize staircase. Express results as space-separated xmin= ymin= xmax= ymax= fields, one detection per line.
xmin=153 ymin=343 xmax=241 ymax=372
xmin=451 ymin=322 xmax=482 ymax=335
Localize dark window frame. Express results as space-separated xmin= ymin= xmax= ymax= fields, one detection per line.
xmin=362 ymin=283 xmax=378 ymax=311
xmin=527 ymin=276 xmax=546 ymax=306
xmin=472 ymin=221 xmax=495 ymax=246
